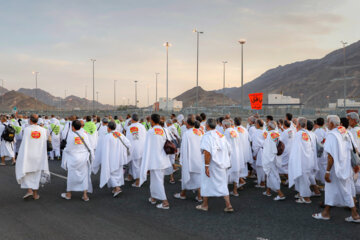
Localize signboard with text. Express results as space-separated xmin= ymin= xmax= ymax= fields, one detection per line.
xmin=248 ymin=93 xmax=263 ymax=110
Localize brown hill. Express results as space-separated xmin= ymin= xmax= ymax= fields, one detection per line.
xmin=0 ymin=91 xmax=55 ymax=111
xmin=175 ymin=86 xmax=239 ymax=108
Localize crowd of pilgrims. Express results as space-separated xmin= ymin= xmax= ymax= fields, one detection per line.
xmin=2 ymin=111 xmax=360 ymax=222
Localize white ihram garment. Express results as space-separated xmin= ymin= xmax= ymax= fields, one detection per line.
xmin=200 ymin=130 xmax=231 ymax=197
xmin=15 ymin=125 xmax=49 ymax=190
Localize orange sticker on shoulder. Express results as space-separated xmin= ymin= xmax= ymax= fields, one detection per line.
xmin=230 ymin=130 xmax=238 ymax=138
xmin=237 ymin=127 xmax=245 ymax=133
xmin=271 ymin=132 xmax=280 ymax=140
xmin=154 ymin=128 xmax=164 ymax=136
xmin=113 ymin=132 xmax=121 ymax=138
xmin=216 ymin=131 xmax=224 ymax=138
xmin=357 ymin=130 xmax=360 ymax=138
xmin=74 ymin=137 xmax=83 ymax=145
xmin=31 ymin=131 xmax=41 ymax=139
xmin=302 ymin=132 xmax=309 ymax=141
xmin=193 ymin=128 xmax=202 ymax=136
xmin=263 ymin=132 xmax=268 ymax=139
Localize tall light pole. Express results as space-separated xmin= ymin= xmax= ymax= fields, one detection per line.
xmin=238 ymin=39 xmax=246 ymax=109
xmin=164 ymin=42 xmax=171 ymax=112
xmin=222 ymin=61 xmax=228 ymax=107
xmin=134 ymin=80 xmax=138 ymax=108
xmin=193 ymin=29 xmax=204 ymax=110
xmin=0 ymin=79 xmax=4 ymax=105
xmin=90 ymin=59 xmax=96 ymax=114
xmin=32 ymin=71 xmax=39 ymax=111
xmin=96 ymin=91 xmax=99 ymax=103
xmin=155 ymin=72 xmax=160 ymax=103
xmin=114 ymin=80 xmax=117 ymax=111
xmin=341 ymin=41 xmax=347 ymax=114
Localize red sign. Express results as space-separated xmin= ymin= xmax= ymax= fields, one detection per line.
xmin=248 ymin=93 xmax=263 ymax=110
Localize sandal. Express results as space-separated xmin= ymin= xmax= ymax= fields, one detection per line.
xmin=230 ymin=191 xmax=239 ymax=197
xmin=274 ymin=195 xmax=286 ymax=201
xmin=61 ymin=193 xmax=71 ymax=200
xmin=195 ymin=196 xmax=203 ymax=203
xmin=113 ymin=190 xmax=122 ymax=198
xmin=23 ymin=192 xmax=33 ymax=199
xmin=296 ymin=198 xmax=311 ymax=204
xmin=196 ymin=205 xmax=208 ymax=211
xmin=148 ymin=197 xmax=156 ymax=205
xmin=224 ymin=207 xmax=234 ymax=213
xmin=262 ymin=191 xmax=271 ymax=197
xmin=156 ymin=203 xmax=170 ymax=210
xmin=173 ymin=193 xmax=186 ymax=200
xmin=345 ymin=216 xmax=360 ymax=223
xmin=312 ymin=213 xmax=330 ymax=221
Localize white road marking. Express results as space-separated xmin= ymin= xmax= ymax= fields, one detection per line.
xmin=50 ymin=172 xmax=67 ymax=180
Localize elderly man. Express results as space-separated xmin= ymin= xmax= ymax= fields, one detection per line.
xmin=262 ymin=121 xmax=286 ymax=200
xmin=347 ymin=112 xmax=360 ymax=150
xmin=126 ymin=114 xmax=147 ymax=187
xmin=93 ymin=121 xmax=131 ymax=197
xmin=196 ymin=118 xmax=233 ymax=212
xmin=140 ymin=114 xmax=171 ymax=210
xmin=61 ymin=120 xmax=94 ymax=202
xmin=312 ymin=115 xmax=360 ymax=223
xmin=15 ymin=114 xmax=49 ymax=200
xmin=289 ymin=117 xmax=316 ymax=204
xmin=174 ymin=117 xmax=203 ymax=202
xmin=223 ymin=119 xmax=244 ymax=197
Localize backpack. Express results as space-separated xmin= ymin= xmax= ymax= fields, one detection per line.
xmin=276 ymin=140 xmax=285 ymax=156
xmin=1 ymin=124 xmax=15 ymax=142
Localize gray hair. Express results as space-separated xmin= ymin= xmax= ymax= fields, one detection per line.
xmin=249 ymin=116 xmax=256 ymax=124
xmin=347 ymin=112 xmax=359 ymax=123
xmin=298 ymin=117 xmax=307 ymax=128
xmin=222 ymin=119 xmax=232 ymax=128
xmin=327 ymin=115 xmax=340 ymax=126
xmin=268 ymin=121 xmax=277 ymax=130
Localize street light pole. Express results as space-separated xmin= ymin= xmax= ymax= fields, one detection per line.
xmin=193 ymin=29 xmax=204 ymax=111
xmin=0 ymin=79 xmax=4 ymax=105
xmin=32 ymin=72 xmax=39 ymax=111
xmin=134 ymin=80 xmax=138 ymax=108
xmin=155 ymin=72 xmax=160 ymax=103
xmin=96 ymin=91 xmax=99 ymax=103
xmin=341 ymin=41 xmax=347 ymax=114
xmin=114 ymin=80 xmax=117 ymax=111
xmin=222 ymin=61 xmax=228 ymax=107
xmin=164 ymin=42 xmax=171 ymax=112
xmin=238 ymin=39 xmax=246 ymax=109
xmin=90 ymin=59 xmax=96 ymax=114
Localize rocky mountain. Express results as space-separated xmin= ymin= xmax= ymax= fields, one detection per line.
xmin=18 ymin=88 xmax=113 ymax=110
xmin=0 ymin=91 xmax=54 ymax=111
xmin=0 ymin=86 xmax=8 ymax=95
xmin=175 ymin=86 xmax=239 ymax=107
xmin=216 ymin=40 xmax=360 ymax=107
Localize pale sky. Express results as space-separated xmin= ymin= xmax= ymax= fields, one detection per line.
xmin=0 ymin=0 xmax=359 ymax=107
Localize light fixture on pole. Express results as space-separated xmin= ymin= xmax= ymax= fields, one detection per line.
xmin=114 ymin=80 xmax=117 ymax=111
xmin=163 ymin=42 xmax=171 ymax=112
xmin=222 ymin=61 xmax=228 ymax=107
xmin=134 ymin=80 xmax=138 ymax=108
xmin=90 ymin=59 xmax=96 ymax=114
xmin=32 ymin=71 xmax=39 ymax=111
xmin=238 ymin=39 xmax=246 ymax=109
xmin=155 ymin=72 xmax=160 ymax=103
xmin=341 ymin=41 xmax=347 ymax=114
xmin=193 ymin=29 xmax=204 ymax=111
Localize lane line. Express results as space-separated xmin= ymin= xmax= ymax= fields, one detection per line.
xmin=50 ymin=172 xmax=67 ymax=180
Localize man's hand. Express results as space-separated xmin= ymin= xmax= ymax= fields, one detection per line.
xmin=325 ymin=172 xmax=331 ymax=183
xmin=253 ymin=156 xmax=256 ymax=161
xmin=205 ymin=166 xmax=210 ymax=178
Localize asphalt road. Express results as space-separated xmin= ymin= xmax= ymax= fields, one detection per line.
xmin=0 ymin=160 xmax=359 ymax=240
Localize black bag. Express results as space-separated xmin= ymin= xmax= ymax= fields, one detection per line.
xmin=276 ymin=140 xmax=285 ymax=156
xmin=60 ymin=123 xmax=71 ymax=150
xmin=163 ymin=128 xmax=176 ymax=155
xmin=1 ymin=124 xmax=15 ymax=142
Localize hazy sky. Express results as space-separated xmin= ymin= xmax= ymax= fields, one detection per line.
xmin=0 ymin=0 xmax=359 ymax=106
